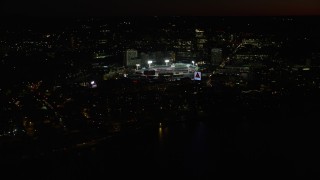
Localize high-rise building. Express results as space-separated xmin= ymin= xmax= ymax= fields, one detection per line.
xmin=211 ymin=48 xmax=223 ymax=65
xmin=124 ymin=49 xmax=139 ymax=67
xmin=195 ymin=29 xmax=207 ymax=51
xmin=195 ymin=29 xmax=209 ymax=63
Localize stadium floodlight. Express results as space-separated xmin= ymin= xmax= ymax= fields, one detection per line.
xmin=136 ymin=64 xmax=140 ymax=70
xmin=165 ymin=59 xmax=170 ymax=66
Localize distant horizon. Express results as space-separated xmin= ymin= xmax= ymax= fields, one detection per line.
xmin=1 ymin=16 xmax=319 ymax=32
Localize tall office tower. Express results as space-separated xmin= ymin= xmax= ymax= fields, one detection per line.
xmin=124 ymin=49 xmax=138 ymax=66
xmin=195 ymin=29 xmax=207 ymax=51
xmin=211 ymin=48 xmax=223 ymax=65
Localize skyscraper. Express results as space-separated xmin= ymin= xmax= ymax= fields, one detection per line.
xmin=124 ymin=49 xmax=139 ymax=67
xmin=211 ymin=48 xmax=222 ymax=65
xmin=195 ymin=29 xmax=206 ymax=51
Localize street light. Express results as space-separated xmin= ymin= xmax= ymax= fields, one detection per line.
xmin=165 ymin=59 xmax=169 ymax=66
xmin=192 ymin=61 xmax=195 ymax=66
xmin=136 ymin=64 xmax=140 ymax=70
xmin=147 ymin=60 xmax=153 ymax=68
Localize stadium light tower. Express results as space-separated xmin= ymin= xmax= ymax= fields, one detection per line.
xmin=147 ymin=60 xmax=153 ymax=68
xmin=136 ymin=64 xmax=140 ymax=70
xmin=165 ymin=59 xmax=169 ymax=66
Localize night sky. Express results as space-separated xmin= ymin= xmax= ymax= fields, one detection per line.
xmin=1 ymin=0 xmax=320 ymax=16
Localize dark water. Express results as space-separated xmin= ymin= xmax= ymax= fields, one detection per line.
xmin=2 ymin=118 xmax=320 ymax=179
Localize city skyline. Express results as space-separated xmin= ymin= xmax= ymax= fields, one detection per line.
xmin=1 ymin=16 xmax=320 ymax=179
